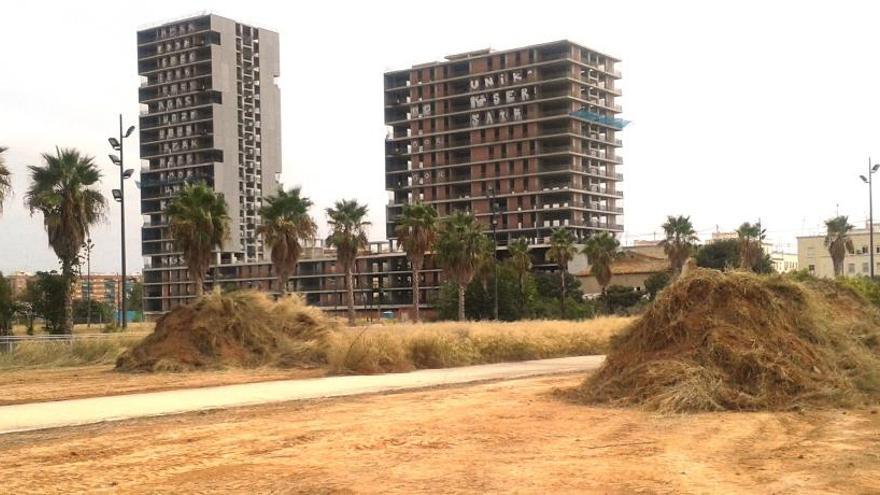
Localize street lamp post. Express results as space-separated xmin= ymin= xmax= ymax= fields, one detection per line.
xmin=109 ymin=115 xmax=136 ymax=329
xmin=860 ymin=157 xmax=880 ymax=279
xmin=487 ymin=186 xmax=499 ymax=320
xmin=83 ymin=238 xmax=94 ymax=328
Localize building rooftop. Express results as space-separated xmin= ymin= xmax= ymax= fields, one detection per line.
xmin=386 ymin=39 xmax=621 ymax=74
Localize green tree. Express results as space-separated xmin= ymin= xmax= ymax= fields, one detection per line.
xmin=166 ymin=182 xmax=230 ymax=297
xmin=824 ymin=215 xmax=855 ymax=277
xmin=0 ymin=146 xmax=10 ymax=212
xmin=507 ymin=237 xmax=533 ymax=311
xmin=395 ymin=202 xmax=438 ymax=322
xmin=660 ymin=215 xmax=698 ymax=276
xmin=736 ymin=221 xmax=766 ymax=272
xmin=326 ymin=199 xmax=370 ymax=326
xmin=24 ymin=271 xmax=67 ymax=334
xmin=531 ymin=271 xmax=593 ymax=319
xmin=435 ymin=263 xmax=535 ymax=321
xmin=0 ymin=272 xmax=14 ymax=335
xmin=695 ymin=239 xmax=739 ymax=271
xmin=547 ymin=228 xmax=578 ymax=317
xmin=582 ymin=231 xmax=621 ymax=296
xmin=127 ymin=281 xmax=144 ymax=314
xmin=600 ymin=285 xmax=644 ymax=314
xmin=258 ymin=186 xmax=318 ymax=295
xmin=74 ymin=298 xmax=113 ymax=324
xmin=644 ymin=271 xmax=672 ymax=300
xmin=25 ymin=148 xmax=106 ymax=334
xmin=435 ymin=211 xmax=490 ymax=321
xmin=695 ymin=239 xmax=773 ymax=273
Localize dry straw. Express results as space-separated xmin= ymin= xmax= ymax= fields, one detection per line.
xmin=576 ymin=269 xmax=880 ymax=412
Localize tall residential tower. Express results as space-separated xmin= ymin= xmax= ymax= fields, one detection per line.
xmin=137 ymin=14 xmax=281 ymax=314
xmin=384 ymin=40 xmax=624 ymax=247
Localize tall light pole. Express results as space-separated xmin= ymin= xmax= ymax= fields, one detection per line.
xmin=487 ymin=186 xmax=499 ymax=320
xmin=83 ymin=238 xmax=94 ymax=328
xmin=109 ymin=115 xmax=135 ymax=329
xmin=860 ymin=157 xmax=880 ymax=279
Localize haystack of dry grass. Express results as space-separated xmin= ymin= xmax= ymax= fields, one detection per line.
xmin=116 ymin=290 xmax=334 ymax=372
xmin=577 ymin=269 xmax=880 ymax=412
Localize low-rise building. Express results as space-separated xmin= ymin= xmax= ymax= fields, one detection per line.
xmin=576 ymin=249 xmax=669 ymax=295
xmin=769 ymin=251 xmax=799 ymax=274
xmin=798 ymin=225 xmax=880 ymax=278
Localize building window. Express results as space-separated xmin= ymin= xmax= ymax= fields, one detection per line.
xmin=864 ymin=263 xmax=870 ymax=273
xmin=848 ymin=263 xmax=855 ymax=274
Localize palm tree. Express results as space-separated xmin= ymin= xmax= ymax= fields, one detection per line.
xmin=736 ymin=221 xmax=766 ymax=272
xmin=166 ymin=182 xmax=230 ymax=297
xmin=395 ymin=202 xmax=438 ymax=322
xmin=582 ymin=231 xmax=620 ymax=297
xmin=258 ymin=186 xmax=317 ymax=296
xmin=435 ymin=211 xmax=490 ymax=321
xmin=0 ymin=146 xmax=10 ymax=212
xmin=326 ymin=199 xmax=370 ymax=326
xmin=547 ymin=228 xmax=578 ymax=317
xmin=824 ymin=216 xmax=855 ymax=277
xmin=25 ymin=148 xmax=106 ymax=334
xmin=507 ymin=237 xmax=532 ymax=309
xmin=660 ymin=215 xmax=698 ymax=277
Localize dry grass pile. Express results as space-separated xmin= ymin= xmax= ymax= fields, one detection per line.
xmin=116 ymin=290 xmax=334 ymax=372
xmin=0 ymin=335 xmax=141 ymax=369
xmin=327 ymin=317 xmax=630 ymax=374
xmin=577 ymin=268 xmax=880 ymax=412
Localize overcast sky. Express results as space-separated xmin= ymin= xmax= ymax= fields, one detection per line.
xmin=1 ymin=0 xmax=878 ymax=274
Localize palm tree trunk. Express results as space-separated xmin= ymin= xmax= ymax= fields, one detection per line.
xmin=412 ymin=266 xmax=421 ymax=322
xmin=519 ymin=273 xmax=525 ymax=313
xmin=560 ymin=269 xmax=567 ymax=318
xmin=194 ymin=274 xmax=204 ymax=297
xmin=346 ymin=266 xmax=355 ymax=326
xmin=62 ymin=261 xmax=74 ymax=335
xmin=458 ymin=283 xmax=466 ymax=321
xmin=278 ymin=267 xmax=289 ymax=297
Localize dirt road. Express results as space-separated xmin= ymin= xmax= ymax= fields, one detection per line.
xmin=0 ymin=366 xmax=324 ymax=406
xmin=0 ymin=356 xmax=604 ymax=434
xmin=1 ymin=374 xmax=877 ymax=494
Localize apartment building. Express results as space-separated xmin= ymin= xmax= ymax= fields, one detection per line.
xmin=137 ymin=14 xmax=281 ymax=315
xmin=798 ymin=225 xmax=880 ymax=278
xmin=73 ymin=274 xmax=140 ymax=310
xmin=383 ymin=40 xmax=625 ymax=248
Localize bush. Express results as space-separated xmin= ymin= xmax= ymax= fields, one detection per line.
xmin=837 ymin=276 xmax=880 ymax=307
xmin=600 ymin=285 xmax=645 ymax=314
xmin=644 ymin=272 xmax=672 ymax=300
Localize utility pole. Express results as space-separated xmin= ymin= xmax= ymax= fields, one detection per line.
xmin=83 ymin=238 xmax=93 ymax=328
xmin=487 ymin=186 xmax=499 ymax=320
xmin=861 ymin=157 xmax=879 ymax=278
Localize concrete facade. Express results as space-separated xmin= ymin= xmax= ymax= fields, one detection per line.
xmin=383 ymin=40 xmax=624 ymax=248
xmin=798 ymin=226 xmax=880 ymax=278
xmin=137 ymin=14 xmax=281 ymax=315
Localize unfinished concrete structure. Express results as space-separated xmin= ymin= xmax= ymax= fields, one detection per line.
xmin=137 ymin=14 xmax=281 ymax=315
xmin=384 ymin=40 xmax=625 ymax=247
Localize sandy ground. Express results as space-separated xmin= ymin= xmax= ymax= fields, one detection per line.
xmin=1 ymin=374 xmax=878 ymax=494
xmin=0 ymin=365 xmax=325 ymax=405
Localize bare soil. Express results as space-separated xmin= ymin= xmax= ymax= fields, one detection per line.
xmin=1 ymin=374 xmax=878 ymax=494
xmin=0 ymin=365 xmax=325 ymax=405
